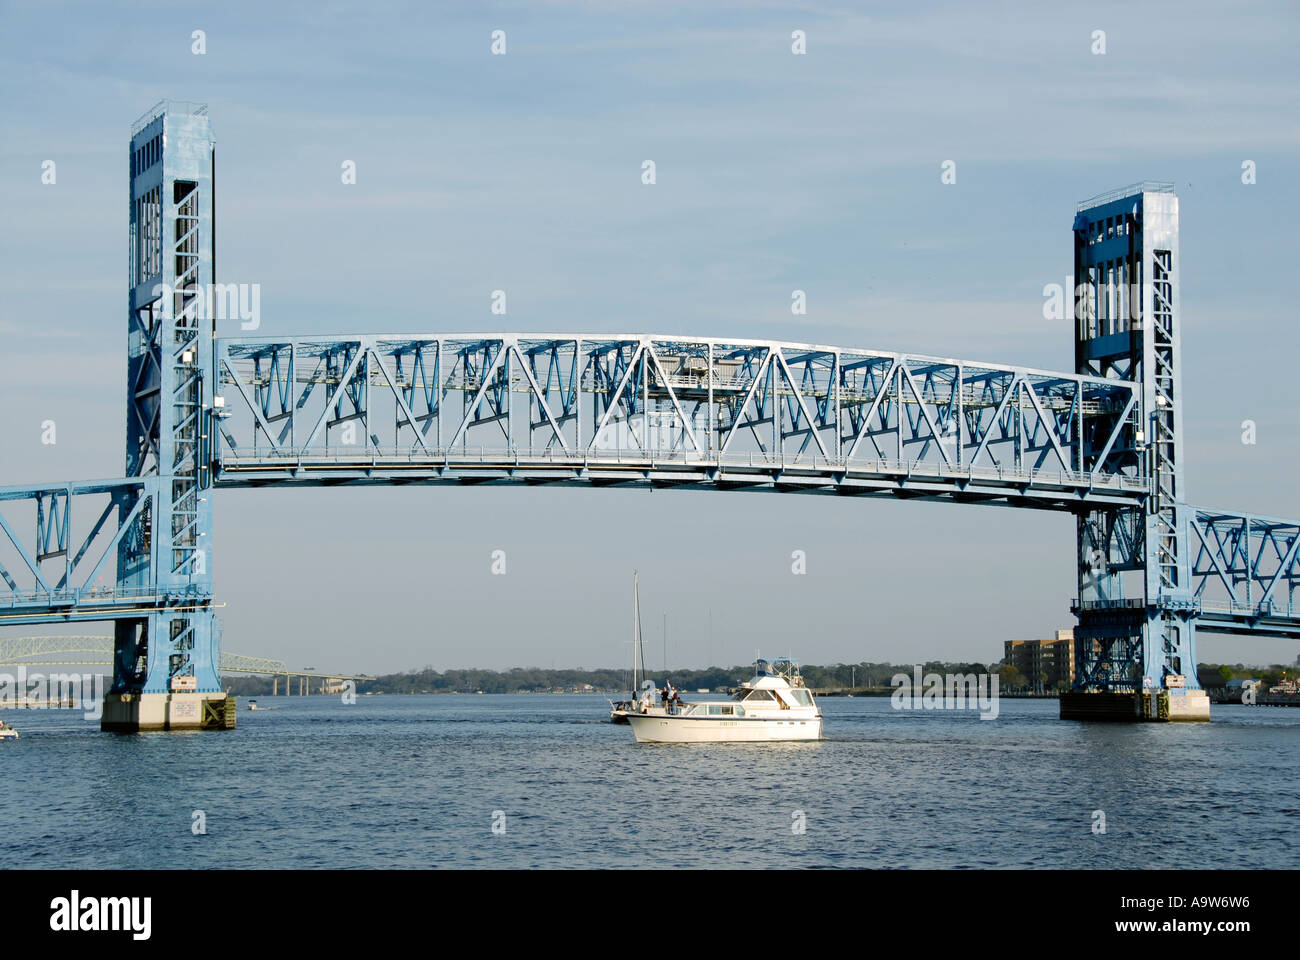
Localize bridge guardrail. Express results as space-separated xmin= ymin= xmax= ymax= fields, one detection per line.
xmin=216 ymin=446 xmax=1151 ymax=493
xmin=1073 ymin=596 xmax=1298 ymax=620
xmin=0 ymin=584 xmax=208 ymax=612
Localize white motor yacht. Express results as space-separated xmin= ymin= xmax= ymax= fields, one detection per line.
xmin=625 ymin=659 xmax=822 ymax=743
xmin=0 ymin=720 xmax=18 ymax=741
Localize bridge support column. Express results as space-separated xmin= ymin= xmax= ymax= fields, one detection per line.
xmin=1059 ymin=689 xmax=1208 ymax=721
xmin=102 ymin=609 xmax=234 ymax=732
xmin=1064 ymin=575 xmax=1207 ymax=722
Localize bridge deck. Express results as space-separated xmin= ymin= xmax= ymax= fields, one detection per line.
xmin=215 ymin=447 xmax=1150 ymax=510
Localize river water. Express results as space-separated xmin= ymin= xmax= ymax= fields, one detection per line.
xmin=2 ymin=694 xmax=1296 ymax=868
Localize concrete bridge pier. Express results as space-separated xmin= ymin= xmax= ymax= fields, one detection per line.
xmin=1060 ymin=689 xmax=1210 ymax=722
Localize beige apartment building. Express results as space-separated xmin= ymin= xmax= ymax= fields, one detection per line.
xmin=1004 ymin=629 xmax=1076 ymax=692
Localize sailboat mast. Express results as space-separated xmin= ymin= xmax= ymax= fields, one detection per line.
xmin=632 ymin=572 xmax=639 ymax=694
xmin=637 ymin=578 xmax=647 ymax=686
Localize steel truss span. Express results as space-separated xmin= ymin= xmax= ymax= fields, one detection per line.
xmin=1187 ymin=509 xmax=1300 ymax=636
xmin=213 ymin=335 xmax=1146 ymax=510
xmin=0 ymin=477 xmax=204 ymax=624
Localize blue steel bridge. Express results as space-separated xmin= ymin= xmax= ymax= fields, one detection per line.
xmin=1 ymin=100 xmax=1297 ymax=727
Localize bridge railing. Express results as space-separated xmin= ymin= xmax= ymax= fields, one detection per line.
xmin=216 ymin=445 xmax=1153 ymax=502
xmin=0 ymin=583 xmax=207 ymax=614
xmin=1196 ymin=597 xmax=1297 ymax=618
xmin=1073 ymin=593 xmax=1300 ymax=631
xmin=1073 ymin=598 xmax=1146 ymax=610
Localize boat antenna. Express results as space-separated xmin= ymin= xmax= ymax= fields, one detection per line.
xmin=634 ymin=572 xmax=647 ymax=686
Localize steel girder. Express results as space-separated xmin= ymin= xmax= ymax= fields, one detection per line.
xmin=1071 ymin=503 xmax=1300 ymax=691
xmin=212 ymin=334 xmax=1146 ymax=511
xmin=0 ymin=477 xmax=196 ymax=623
xmin=1187 ymin=509 xmax=1300 ymax=637
xmin=0 ymin=475 xmax=221 ymax=694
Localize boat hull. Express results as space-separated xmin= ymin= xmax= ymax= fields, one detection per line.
xmin=625 ymin=713 xmax=821 ymax=743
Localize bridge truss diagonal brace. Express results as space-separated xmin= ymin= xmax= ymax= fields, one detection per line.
xmin=1188 ymin=506 xmax=1300 ymax=630
xmin=0 ymin=478 xmax=161 ymax=615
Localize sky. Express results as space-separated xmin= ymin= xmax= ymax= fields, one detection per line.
xmin=1 ymin=1 xmax=1298 ymax=673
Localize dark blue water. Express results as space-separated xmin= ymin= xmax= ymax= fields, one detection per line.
xmin=1 ymin=695 xmax=1296 ymax=868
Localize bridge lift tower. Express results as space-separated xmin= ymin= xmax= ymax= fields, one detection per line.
xmin=1064 ymin=185 xmax=1207 ymax=719
xmin=102 ymin=102 xmax=225 ymax=730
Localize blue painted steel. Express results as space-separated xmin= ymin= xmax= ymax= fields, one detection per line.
xmin=1071 ymin=183 xmax=1202 ymax=691
xmin=1 ymin=109 xmax=1297 ymax=711
xmin=210 ymin=335 xmax=1145 ymax=510
xmin=0 ymin=477 xmax=166 ymax=621
xmin=119 ymin=100 xmax=220 ymax=695
xmin=1185 ymin=508 xmax=1300 ymax=636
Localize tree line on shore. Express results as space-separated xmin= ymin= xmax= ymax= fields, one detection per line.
xmin=226 ymin=660 xmax=998 ymax=696
xmin=219 ymin=659 xmax=1296 ymax=697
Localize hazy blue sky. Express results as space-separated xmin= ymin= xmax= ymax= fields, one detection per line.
xmin=1 ymin=1 xmax=1298 ymax=673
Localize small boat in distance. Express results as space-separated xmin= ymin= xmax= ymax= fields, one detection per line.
xmin=625 ymin=659 xmax=822 ymax=743
xmin=0 ymin=720 xmax=19 ymax=740
xmin=248 ymin=700 xmax=259 ymax=710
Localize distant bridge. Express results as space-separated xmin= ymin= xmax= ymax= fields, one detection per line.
xmin=0 ymin=635 xmax=370 ymax=682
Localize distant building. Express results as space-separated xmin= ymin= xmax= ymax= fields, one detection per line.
xmin=1004 ymin=629 xmax=1076 ymax=692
